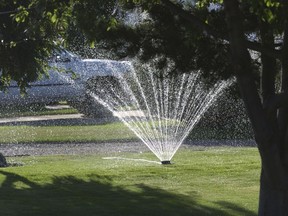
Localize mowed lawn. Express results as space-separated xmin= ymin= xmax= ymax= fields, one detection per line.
xmin=0 ymin=147 xmax=260 ymax=216
xmin=0 ymin=106 xmax=260 ymax=215
xmin=0 ymin=123 xmax=137 ymax=143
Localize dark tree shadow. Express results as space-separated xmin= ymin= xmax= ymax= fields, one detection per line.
xmin=0 ymin=170 xmax=257 ymax=216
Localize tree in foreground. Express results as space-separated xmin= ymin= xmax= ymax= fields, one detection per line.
xmin=0 ymin=0 xmax=72 ymax=92
xmin=74 ymin=0 xmax=288 ymax=215
xmin=1 ymin=0 xmax=288 ymax=215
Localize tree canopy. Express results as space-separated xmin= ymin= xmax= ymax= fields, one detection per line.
xmin=0 ymin=0 xmax=74 ymax=91
xmin=1 ymin=0 xmax=288 ymax=214
xmin=1 ymin=0 xmax=283 ymax=86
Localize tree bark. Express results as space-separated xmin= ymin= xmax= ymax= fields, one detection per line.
xmin=278 ymin=2 xmax=288 ymax=168
xmin=259 ymin=178 xmax=288 ymax=216
xmin=260 ymin=22 xmax=276 ymax=103
xmin=0 ymin=152 xmax=7 ymax=167
xmin=223 ymin=0 xmax=288 ymax=215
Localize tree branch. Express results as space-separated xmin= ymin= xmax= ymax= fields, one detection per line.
xmin=278 ymin=2 xmax=288 ymax=166
xmin=246 ymin=40 xmax=281 ymax=59
xmin=0 ymin=9 xmax=19 ymax=15
xmin=160 ymin=0 xmax=223 ymax=38
xmin=161 ymin=0 xmax=281 ymax=59
xmin=0 ymin=5 xmax=34 ymax=16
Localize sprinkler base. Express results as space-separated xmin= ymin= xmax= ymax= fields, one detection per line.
xmin=161 ymin=160 xmax=171 ymax=165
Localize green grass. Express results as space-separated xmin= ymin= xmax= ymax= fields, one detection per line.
xmin=0 ymin=119 xmax=252 ymax=144
xmin=0 ymin=122 xmax=137 ymax=143
xmin=0 ymin=102 xmax=139 ymax=143
xmin=0 ymin=103 xmax=78 ymax=118
xmin=0 ymin=102 xmax=253 ymax=142
xmin=0 ymin=147 xmax=260 ymax=216
xmin=0 ymin=103 xmax=260 ymax=215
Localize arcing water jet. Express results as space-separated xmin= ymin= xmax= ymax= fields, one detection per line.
xmin=86 ymin=59 xmax=233 ymax=163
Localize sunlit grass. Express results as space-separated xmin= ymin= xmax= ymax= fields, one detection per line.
xmin=0 ymin=99 xmax=260 ymax=215
xmin=0 ymin=103 xmax=78 ymax=118
xmin=0 ymin=102 xmax=252 ymax=142
xmin=0 ymin=122 xmax=137 ymax=143
xmin=0 ymin=147 xmax=259 ymax=216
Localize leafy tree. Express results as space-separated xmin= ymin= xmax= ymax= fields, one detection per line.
xmin=0 ymin=0 xmax=72 ymax=92
xmin=74 ymin=0 xmax=288 ymax=215
xmin=1 ymin=0 xmax=288 ymax=215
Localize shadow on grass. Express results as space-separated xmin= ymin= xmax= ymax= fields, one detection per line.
xmin=0 ymin=170 xmax=256 ymax=216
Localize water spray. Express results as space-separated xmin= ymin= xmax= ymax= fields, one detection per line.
xmin=83 ymin=60 xmax=234 ymax=163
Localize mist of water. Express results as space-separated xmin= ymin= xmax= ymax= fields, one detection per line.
xmin=85 ymin=60 xmax=233 ymax=163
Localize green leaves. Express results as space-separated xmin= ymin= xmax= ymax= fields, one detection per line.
xmin=195 ymin=0 xmax=223 ymax=9
xmin=89 ymin=40 xmax=95 ymax=48
xmin=264 ymin=0 xmax=280 ymax=8
xmin=9 ymin=41 xmax=17 ymax=48
xmin=0 ymin=0 xmax=286 ymax=92
xmin=0 ymin=0 xmax=72 ymax=92
xmin=51 ymin=12 xmax=58 ymax=23
xmin=107 ymin=17 xmax=118 ymax=31
xmin=246 ymin=0 xmax=282 ymax=24
xmin=12 ymin=6 xmax=29 ymax=23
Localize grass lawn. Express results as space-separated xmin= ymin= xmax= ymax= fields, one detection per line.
xmin=0 ymin=101 xmax=252 ymax=143
xmin=0 ymin=101 xmax=138 ymax=143
xmin=0 ymin=147 xmax=260 ymax=216
xmin=0 ymin=122 xmax=137 ymax=143
xmin=0 ymin=103 xmax=78 ymax=118
xmin=0 ymin=103 xmax=260 ymax=215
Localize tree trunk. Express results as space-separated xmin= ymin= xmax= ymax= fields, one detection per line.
xmin=0 ymin=152 xmax=7 ymax=167
xmin=259 ymin=171 xmax=288 ymax=216
xmin=223 ymin=0 xmax=288 ymax=215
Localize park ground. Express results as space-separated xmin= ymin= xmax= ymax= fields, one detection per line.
xmin=0 ymin=104 xmax=259 ymax=216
